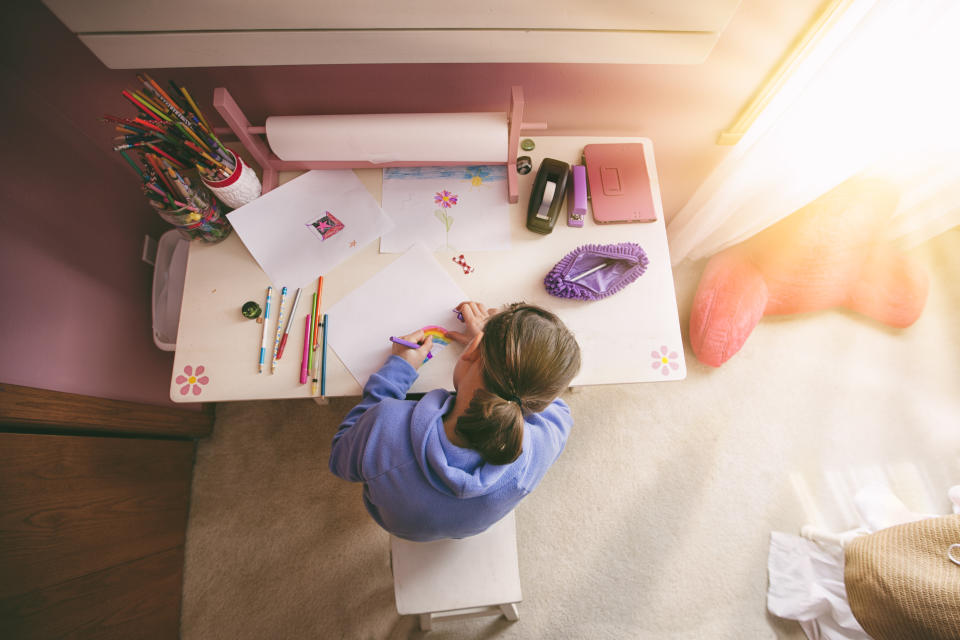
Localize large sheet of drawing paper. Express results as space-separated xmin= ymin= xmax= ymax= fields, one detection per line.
xmin=379 ymin=165 xmax=511 ymax=253
xmin=327 ymin=244 xmax=468 ymax=391
xmin=227 ymin=170 xmax=394 ymax=288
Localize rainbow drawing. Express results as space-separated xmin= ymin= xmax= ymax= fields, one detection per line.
xmin=420 ymin=326 xmax=450 ymax=363
xmin=421 ymin=326 xmax=449 ymax=342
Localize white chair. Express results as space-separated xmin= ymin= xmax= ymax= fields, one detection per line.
xmin=390 ymin=510 xmax=522 ymax=631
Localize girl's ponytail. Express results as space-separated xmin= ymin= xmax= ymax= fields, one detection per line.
xmin=454 ymin=303 xmax=581 ymax=465
xmin=455 ymin=388 xmax=525 ymax=464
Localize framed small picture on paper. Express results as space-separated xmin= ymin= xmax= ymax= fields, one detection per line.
xmin=305 ymin=211 xmax=345 ymax=241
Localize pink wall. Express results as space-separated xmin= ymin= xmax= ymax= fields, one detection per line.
xmin=0 ymin=0 xmax=820 ymax=406
xmin=0 ymin=1 xmax=177 ymax=407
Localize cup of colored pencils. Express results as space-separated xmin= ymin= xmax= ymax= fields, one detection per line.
xmin=104 ymin=74 xmax=258 ymax=237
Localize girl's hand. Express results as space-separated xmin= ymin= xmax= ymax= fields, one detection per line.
xmin=391 ymin=330 xmax=434 ymax=369
xmin=447 ymin=301 xmax=497 ymax=345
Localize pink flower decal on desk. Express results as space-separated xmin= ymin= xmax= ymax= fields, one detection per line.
xmin=176 ymin=365 xmax=209 ymax=396
xmin=651 ymin=346 xmax=680 ymax=376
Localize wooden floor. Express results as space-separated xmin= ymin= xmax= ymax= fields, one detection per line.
xmin=0 ymin=384 xmax=212 ymax=639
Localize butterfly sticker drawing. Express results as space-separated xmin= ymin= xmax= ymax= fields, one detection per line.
xmin=379 ymin=165 xmax=511 ymax=253
xmin=306 ymin=211 xmax=345 ymax=241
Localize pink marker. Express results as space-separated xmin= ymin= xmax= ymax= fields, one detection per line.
xmin=300 ymin=314 xmax=311 ymax=384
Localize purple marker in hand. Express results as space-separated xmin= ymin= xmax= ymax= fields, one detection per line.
xmin=390 ymin=336 xmax=433 ymax=360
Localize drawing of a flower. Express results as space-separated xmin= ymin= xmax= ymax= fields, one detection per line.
xmin=434 ymin=190 xmax=459 ymax=208
xmin=176 ymin=364 xmax=209 ymax=396
xmin=434 ymin=190 xmax=459 ymax=248
xmin=650 ymin=346 xmax=680 ymax=376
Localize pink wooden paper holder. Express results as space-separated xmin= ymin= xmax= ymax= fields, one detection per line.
xmin=212 ymin=86 xmax=544 ymax=203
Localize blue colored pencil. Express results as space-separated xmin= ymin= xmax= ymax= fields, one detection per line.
xmin=258 ymin=286 xmax=272 ymax=373
xmin=320 ymin=313 xmax=328 ymax=396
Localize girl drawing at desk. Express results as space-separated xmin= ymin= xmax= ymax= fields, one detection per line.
xmin=329 ymin=301 xmax=581 ymax=542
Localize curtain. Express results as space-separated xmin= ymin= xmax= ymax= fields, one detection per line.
xmin=667 ymin=0 xmax=960 ymax=265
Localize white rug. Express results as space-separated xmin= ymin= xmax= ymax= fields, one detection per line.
xmin=182 ymin=229 xmax=960 ymax=639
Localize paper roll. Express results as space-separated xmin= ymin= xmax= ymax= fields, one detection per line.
xmin=266 ymin=113 xmax=508 ymax=163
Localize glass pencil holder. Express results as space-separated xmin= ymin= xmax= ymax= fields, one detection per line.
xmin=201 ymin=149 xmax=262 ymax=209
xmin=150 ymin=182 xmax=232 ymax=243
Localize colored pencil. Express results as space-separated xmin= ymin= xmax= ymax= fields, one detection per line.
xmin=310 ymin=350 xmax=320 ymax=396
xmin=107 ymin=75 xmax=236 ymax=189
xmin=144 ymin=183 xmax=196 ymax=211
xmin=146 ymin=143 xmax=186 ymax=168
xmin=271 ymin=286 xmax=288 ymax=373
xmin=118 ymin=150 xmax=144 ymax=179
xmin=131 ymin=90 xmax=170 ymax=120
xmin=177 ymin=83 xmax=212 ymax=133
xmin=308 ymin=277 xmax=325 ymax=396
xmin=140 ymin=73 xmax=180 ymax=114
xmin=121 ymin=90 xmax=168 ymax=122
xmin=300 ymin=314 xmax=311 ymax=384
xmin=307 ymin=293 xmax=317 ymax=377
xmin=258 ymin=286 xmax=272 ymax=374
xmin=320 ymin=313 xmax=328 ymax=397
xmin=276 ymin=287 xmax=301 ymax=360
xmin=310 ymin=316 xmax=322 ymax=398
xmin=313 ymin=277 xmax=323 ymax=351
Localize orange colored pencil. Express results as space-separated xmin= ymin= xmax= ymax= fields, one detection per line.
xmin=141 ymin=73 xmax=182 ymax=116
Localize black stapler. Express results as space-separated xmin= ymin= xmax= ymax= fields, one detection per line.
xmin=526 ymin=158 xmax=570 ymax=235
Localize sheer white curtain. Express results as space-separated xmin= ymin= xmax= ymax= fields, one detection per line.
xmin=667 ymin=0 xmax=960 ymax=265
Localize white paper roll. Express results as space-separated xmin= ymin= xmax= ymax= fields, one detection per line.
xmin=266 ymin=112 xmax=508 ymax=163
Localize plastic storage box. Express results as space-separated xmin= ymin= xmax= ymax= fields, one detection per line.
xmin=152 ymin=230 xmax=189 ymax=351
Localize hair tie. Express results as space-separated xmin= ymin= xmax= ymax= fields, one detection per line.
xmin=505 ymin=394 xmax=522 ymax=408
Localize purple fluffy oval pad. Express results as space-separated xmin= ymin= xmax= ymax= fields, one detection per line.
xmin=543 ymin=242 xmax=649 ymax=300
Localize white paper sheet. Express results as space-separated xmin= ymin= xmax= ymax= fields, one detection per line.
xmin=327 ymin=244 xmax=468 ymax=391
xmin=380 ymin=165 xmax=511 ymax=253
xmin=226 ymin=170 xmax=394 ymax=288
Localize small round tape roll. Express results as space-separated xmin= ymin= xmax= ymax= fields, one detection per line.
xmin=536 ymin=181 xmax=557 ymax=220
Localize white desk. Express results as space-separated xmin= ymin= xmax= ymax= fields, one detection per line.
xmin=171 ymin=136 xmax=686 ymax=402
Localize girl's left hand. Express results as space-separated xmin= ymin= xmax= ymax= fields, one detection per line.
xmin=392 ymin=330 xmax=434 ymax=369
xmin=447 ymin=301 xmax=496 ymax=345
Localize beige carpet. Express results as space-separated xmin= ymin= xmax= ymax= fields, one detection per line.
xmin=182 ymin=229 xmax=960 ymax=639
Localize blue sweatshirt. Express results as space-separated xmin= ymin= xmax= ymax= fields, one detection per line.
xmin=329 ymin=356 xmax=572 ymax=542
